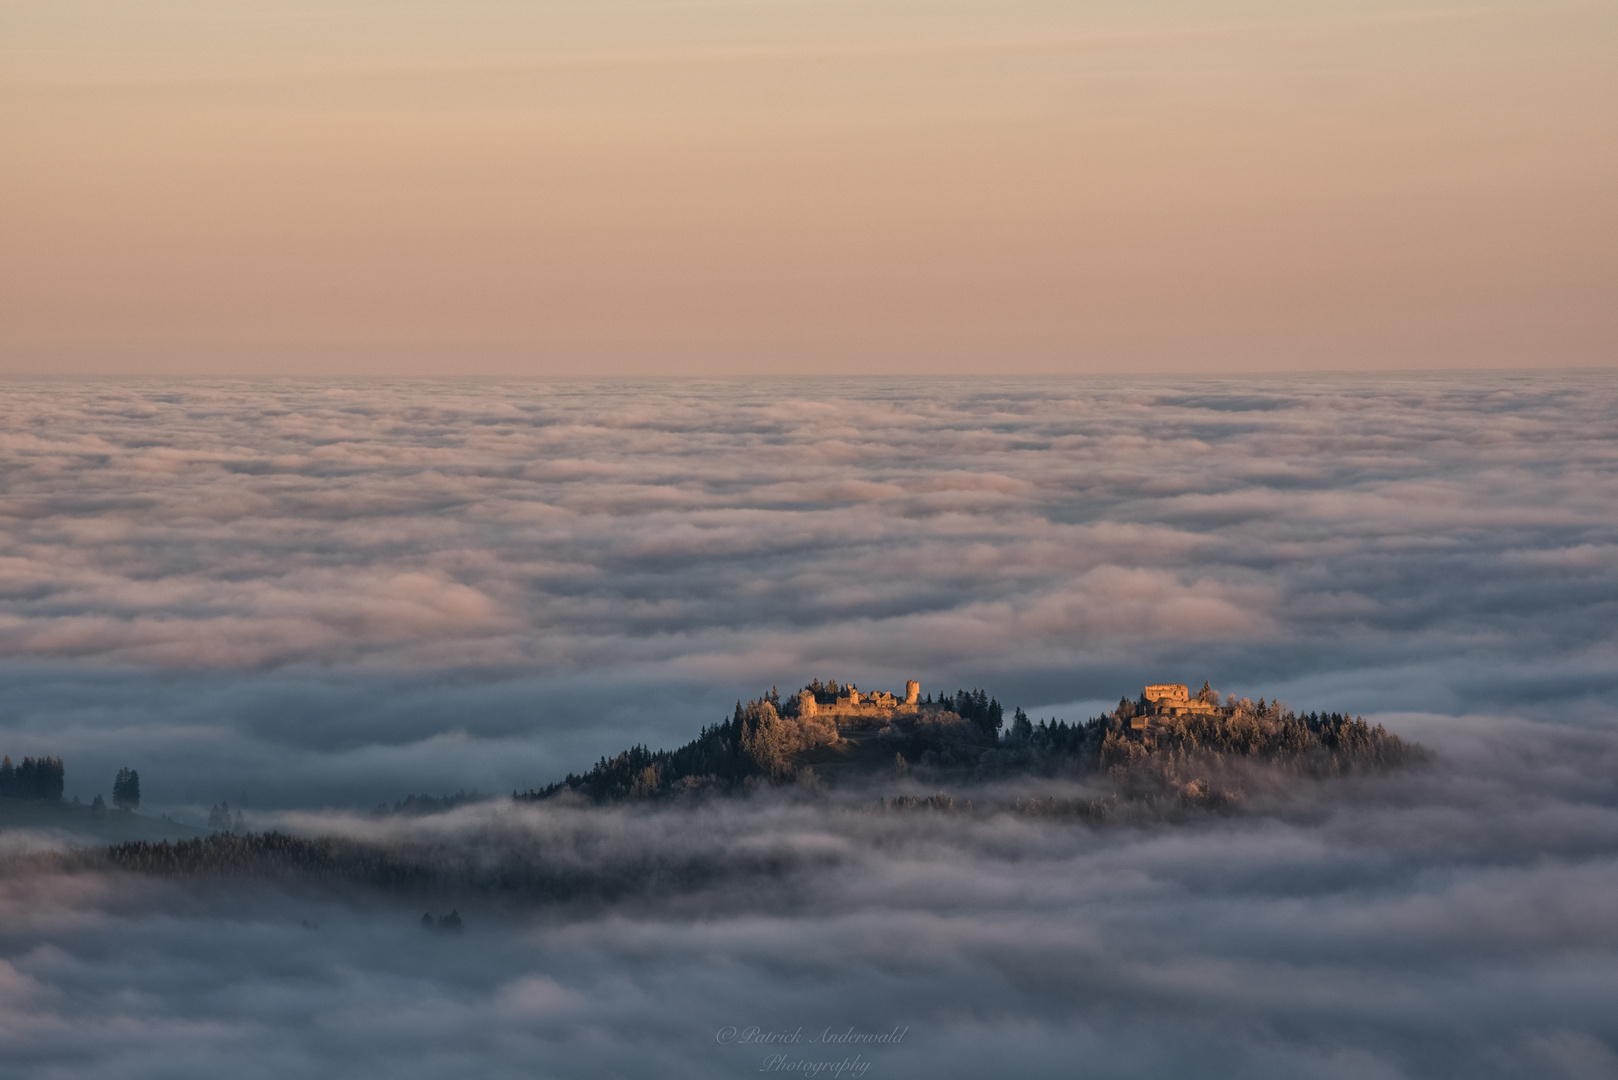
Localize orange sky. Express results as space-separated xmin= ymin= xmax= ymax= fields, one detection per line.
xmin=3 ymin=0 xmax=1614 ymax=375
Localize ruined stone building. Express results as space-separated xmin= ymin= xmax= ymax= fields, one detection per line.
xmin=798 ymin=680 xmax=921 ymax=726
xmin=1128 ymin=682 xmax=1227 ymax=730
xmin=1142 ymin=683 xmax=1222 ymax=717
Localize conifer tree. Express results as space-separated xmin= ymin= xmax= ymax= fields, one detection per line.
xmin=41 ymin=757 xmax=64 ymax=801
xmin=1010 ymin=707 xmax=1033 ymax=742
xmin=112 ymin=768 xmax=141 ymax=812
xmin=740 ymin=701 xmax=790 ymax=780
xmin=17 ymin=757 xmax=38 ymax=799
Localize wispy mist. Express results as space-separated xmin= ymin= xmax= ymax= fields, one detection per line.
xmin=3 ymin=716 xmax=1616 ymax=1078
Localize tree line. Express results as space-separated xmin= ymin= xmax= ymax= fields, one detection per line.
xmin=518 ymin=694 xmax=802 ymax=801
xmin=0 ymin=756 xmax=146 ymax=812
xmin=0 ymin=755 xmax=65 ymax=801
xmin=979 ymin=697 xmax=1418 ymax=789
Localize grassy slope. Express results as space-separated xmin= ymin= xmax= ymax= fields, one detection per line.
xmin=0 ymin=797 xmax=209 ymax=844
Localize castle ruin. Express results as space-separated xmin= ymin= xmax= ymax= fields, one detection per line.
xmin=1128 ymin=682 xmax=1227 ymax=730
xmin=1142 ymin=683 xmax=1222 ymax=717
xmin=799 ymin=679 xmax=921 ymax=725
xmin=795 ymin=678 xmax=1229 ymax=734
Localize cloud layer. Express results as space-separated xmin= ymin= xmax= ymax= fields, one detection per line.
xmin=1 ymin=374 xmax=1615 ymax=1076
xmin=2 ymin=717 xmax=1616 ymax=1079
xmin=0 ymin=374 xmax=1615 ymax=806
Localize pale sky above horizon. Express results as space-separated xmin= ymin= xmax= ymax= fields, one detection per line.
xmin=3 ymin=0 xmax=1614 ymax=375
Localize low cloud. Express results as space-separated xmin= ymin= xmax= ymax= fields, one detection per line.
xmin=0 ymin=374 xmax=1613 ymax=807
xmin=1 ymin=719 xmax=1615 ymax=1078
xmin=2 ymin=375 xmax=1614 ymax=1076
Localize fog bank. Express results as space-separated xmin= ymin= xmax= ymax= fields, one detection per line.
xmin=1 ymin=374 xmax=1613 ymax=810
xmin=2 ymin=717 xmax=1615 ymax=1079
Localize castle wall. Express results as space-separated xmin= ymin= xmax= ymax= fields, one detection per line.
xmin=1141 ymin=681 xmax=1224 ymax=718
xmin=796 ymin=681 xmax=921 ymax=725
xmin=1144 ymin=683 xmax=1190 ymax=703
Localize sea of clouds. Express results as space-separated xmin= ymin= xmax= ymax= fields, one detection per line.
xmin=3 ymin=721 xmax=1618 ymax=1079
xmin=1 ymin=374 xmax=1616 ymax=1077
xmin=1 ymin=374 xmax=1613 ymax=809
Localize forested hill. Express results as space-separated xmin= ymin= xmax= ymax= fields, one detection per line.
xmin=517 ymin=684 xmax=1418 ymax=804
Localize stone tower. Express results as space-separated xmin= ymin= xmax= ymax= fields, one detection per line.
xmin=905 ymin=680 xmax=920 ymax=705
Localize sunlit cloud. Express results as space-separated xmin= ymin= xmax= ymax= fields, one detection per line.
xmin=0 ymin=375 xmax=1613 ymax=808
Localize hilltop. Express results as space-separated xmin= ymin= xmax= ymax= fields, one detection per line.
xmin=16 ymin=679 xmax=1421 ymax=898
xmin=520 ymin=678 xmax=1418 ymax=806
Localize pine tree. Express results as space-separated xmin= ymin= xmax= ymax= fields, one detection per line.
xmin=40 ymin=757 xmax=64 ymax=802
xmin=1010 ymin=707 xmax=1033 ymax=742
xmin=17 ymin=757 xmax=38 ymax=799
xmin=0 ymin=755 xmax=13 ymax=798
xmin=740 ymin=701 xmax=791 ymax=780
xmin=112 ymin=768 xmax=141 ymax=812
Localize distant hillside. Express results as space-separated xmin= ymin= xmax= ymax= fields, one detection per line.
xmin=0 ymin=796 xmax=209 ymax=845
xmin=519 ymin=680 xmax=1420 ymax=805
